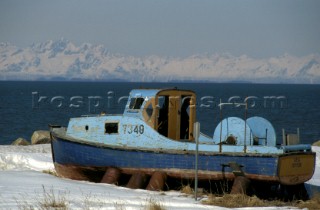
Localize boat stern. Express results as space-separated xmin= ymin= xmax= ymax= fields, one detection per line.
xmin=278 ymin=152 xmax=316 ymax=185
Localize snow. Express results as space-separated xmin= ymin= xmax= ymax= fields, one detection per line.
xmin=1 ymin=39 xmax=320 ymax=83
xmin=0 ymin=144 xmax=319 ymax=209
xmin=306 ymin=146 xmax=320 ymax=186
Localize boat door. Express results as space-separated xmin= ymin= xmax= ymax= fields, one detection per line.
xmin=167 ymin=95 xmax=180 ymax=140
xmin=157 ymin=94 xmax=180 ymax=140
xmin=156 ymin=90 xmax=196 ymax=141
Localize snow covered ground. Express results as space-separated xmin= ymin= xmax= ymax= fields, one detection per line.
xmin=0 ymin=144 xmax=319 ymax=209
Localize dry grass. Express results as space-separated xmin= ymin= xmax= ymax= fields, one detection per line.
xmin=204 ymin=193 xmax=291 ymax=208
xmin=15 ymin=185 xmax=69 ymax=210
xmin=312 ymin=140 xmax=320 ymax=146
xmin=113 ymin=201 xmax=127 ymax=210
xmin=144 ymin=197 xmax=166 ymax=210
xmin=203 ymin=193 xmax=320 ymax=209
xmin=42 ymin=169 xmax=58 ymax=177
xmin=38 ymin=185 xmax=69 ymax=209
xmin=296 ymin=194 xmax=320 ymax=210
xmin=180 ymin=184 xmax=194 ymax=195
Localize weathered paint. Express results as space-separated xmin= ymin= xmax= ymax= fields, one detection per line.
xmin=278 ymin=153 xmax=316 ymax=185
xmin=230 ymin=176 xmax=251 ymax=194
xmin=65 ymin=116 xmax=285 ymax=154
xmin=52 ymin=134 xmax=315 ymax=186
xmin=50 ymin=88 xmax=316 ymax=187
xmin=101 ymin=167 xmax=121 ymax=184
xmin=213 ymin=117 xmax=253 ymax=145
xmin=126 ymin=173 xmax=149 ymax=189
xmin=146 ymin=171 xmax=167 ymax=191
xmin=51 ymin=134 xmax=287 ymax=183
xmin=247 ymin=116 xmax=277 ymax=146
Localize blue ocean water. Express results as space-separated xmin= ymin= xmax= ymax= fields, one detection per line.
xmin=0 ymin=81 xmax=319 ymax=145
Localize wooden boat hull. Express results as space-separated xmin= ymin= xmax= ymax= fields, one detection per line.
xmin=51 ymin=133 xmax=315 ymax=186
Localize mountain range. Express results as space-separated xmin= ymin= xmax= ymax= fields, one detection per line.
xmin=1 ymin=39 xmax=319 ymax=84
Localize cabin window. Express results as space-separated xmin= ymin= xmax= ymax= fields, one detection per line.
xmin=129 ymin=97 xmax=144 ymax=109
xmin=85 ymin=125 xmax=89 ymax=131
xmin=145 ymin=103 xmax=153 ymax=117
xmin=105 ymin=122 xmax=118 ymax=134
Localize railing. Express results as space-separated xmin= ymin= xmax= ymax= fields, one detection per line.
xmin=218 ymin=99 xmax=248 ymax=153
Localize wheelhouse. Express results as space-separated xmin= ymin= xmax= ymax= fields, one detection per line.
xmin=124 ymin=89 xmax=196 ymax=141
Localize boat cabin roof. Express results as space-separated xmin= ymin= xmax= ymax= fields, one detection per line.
xmin=128 ymin=88 xmax=195 ymax=99
xmin=125 ymin=88 xmax=196 ymax=112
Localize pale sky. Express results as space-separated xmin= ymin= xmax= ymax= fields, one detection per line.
xmin=0 ymin=0 xmax=319 ymax=58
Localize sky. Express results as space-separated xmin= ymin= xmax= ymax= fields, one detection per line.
xmin=0 ymin=0 xmax=320 ymax=58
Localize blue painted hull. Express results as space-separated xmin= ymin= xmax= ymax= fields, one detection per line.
xmin=49 ymin=87 xmax=316 ymax=187
xmin=51 ymin=134 xmax=280 ymax=182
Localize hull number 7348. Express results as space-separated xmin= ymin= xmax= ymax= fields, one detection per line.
xmin=123 ymin=124 xmax=144 ymax=134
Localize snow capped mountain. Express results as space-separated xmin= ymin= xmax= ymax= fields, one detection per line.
xmin=1 ymin=39 xmax=319 ymax=83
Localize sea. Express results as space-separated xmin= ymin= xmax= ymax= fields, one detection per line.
xmin=0 ymin=81 xmax=319 ymax=145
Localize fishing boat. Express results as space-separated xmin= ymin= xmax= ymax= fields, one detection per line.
xmin=50 ymin=88 xmax=315 ymax=194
